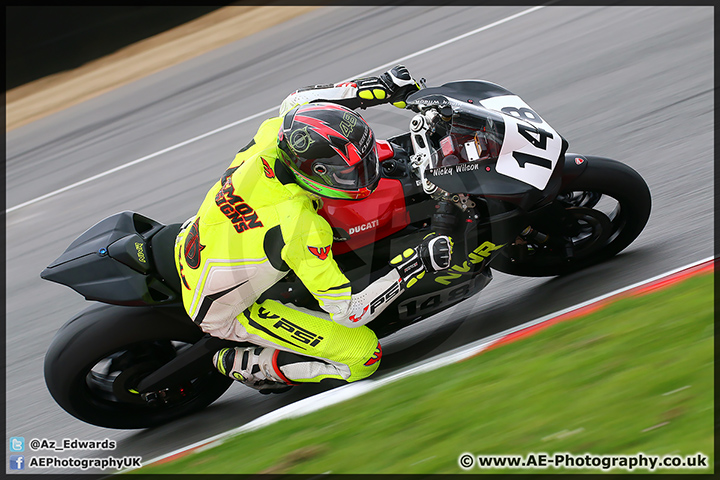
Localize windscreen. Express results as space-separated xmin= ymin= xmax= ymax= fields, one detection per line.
xmin=427 ymin=101 xmax=505 ymax=170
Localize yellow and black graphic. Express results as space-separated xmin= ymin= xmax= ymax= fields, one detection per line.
xmin=436 ymin=241 xmax=505 ymax=285
xmin=289 ymin=127 xmax=314 ymax=154
xmin=339 ymin=111 xmax=357 ymax=137
xmin=245 ymin=306 xmax=325 ymax=349
xmin=134 ymin=242 xmax=147 ymax=264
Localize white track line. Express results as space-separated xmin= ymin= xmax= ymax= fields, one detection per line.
xmin=129 ymin=255 xmax=714 ymax=472
xmin=7 ymin=6 xmax=545 ymax=215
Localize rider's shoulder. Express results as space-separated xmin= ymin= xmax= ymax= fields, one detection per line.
xmin=256 ymin=116 xmax=283 ymax=139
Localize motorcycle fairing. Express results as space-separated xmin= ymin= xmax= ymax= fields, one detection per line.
xmin=41 ymin=211 xmax=181 ymax=306
xmin=478 ymin=94 xmax=563 ymax=190
xmin=407 ymin=81 xmax=568 ymax=201
xmin=318 ymin=141 xmax=412 ymax=255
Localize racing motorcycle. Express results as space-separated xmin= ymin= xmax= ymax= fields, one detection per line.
xmin=42 ymin=80 xmax=651 ymax=429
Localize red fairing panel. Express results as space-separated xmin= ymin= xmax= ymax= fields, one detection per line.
xmin=376 ymin=140 xmax=394 ymax=163
xmin=319 ymin=141 xmax=409 ymax=254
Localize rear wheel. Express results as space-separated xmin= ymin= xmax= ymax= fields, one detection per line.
xmin=491 ymin=157 xmax=651 ymax=277
xmin=45 ymin=305 xmax=233 ymax=429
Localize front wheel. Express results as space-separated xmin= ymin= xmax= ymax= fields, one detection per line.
xmin=491 ymin=156 xmax=651 ymax=277
xmin=44 ymin=304 xmax=233 ymax=429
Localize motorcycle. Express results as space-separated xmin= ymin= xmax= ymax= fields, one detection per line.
xmin=41 ymin=80 xmax=651 ymax=429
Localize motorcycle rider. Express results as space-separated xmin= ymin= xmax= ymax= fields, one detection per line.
xmin=175 ymin=65 xmax=452 ymax=393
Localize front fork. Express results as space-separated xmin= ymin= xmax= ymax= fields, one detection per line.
xmin=502 ymin=153 xmax=593 ymax=263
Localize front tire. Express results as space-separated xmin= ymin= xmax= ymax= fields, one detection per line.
xmin=44 ymin=304 xmax=233 ymax=429
xmin=491 ymin=156 xmax=651 ymax=277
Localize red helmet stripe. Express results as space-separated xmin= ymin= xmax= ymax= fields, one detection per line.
xmin=294 ymin=113 xmax=364 ymax=166
xmin=296 ymin=104 xmax=372 ymax=135
xmin=294 ymin=114 xmax=346 ymax=143
xmin=343 ymin=142 xmax=363 ymax=166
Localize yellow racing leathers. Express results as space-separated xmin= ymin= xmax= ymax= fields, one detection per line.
xmin=175 ymin=117 xmax=397 ymax=384
xmin=175 ymin=68 xmax=449 ymax=386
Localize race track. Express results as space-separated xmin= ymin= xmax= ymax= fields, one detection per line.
xmin=6 ymin=6 xmax=713 ymax=474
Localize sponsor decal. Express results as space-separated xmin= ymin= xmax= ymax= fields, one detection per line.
xmin=370 ymin=278 xmax=402 ymax=314
xmin=308 ymin=246 xmax=331 ymax=260
xmin=349 ymin=305 xmax=369 ymax=323
xmin=431 ymin=162 xmax=480 ymax=177
xmin=414 ymin=96 xmax=465 ymax=108
xmin=364 ymin=342 xmax=383 ymax=366
xmin=358 ymin=125 xmax=372 ymax=152
xmin=183 ymin=217 xmax=205 ymax=269
xmin=462 ymin=160 xmax=478 ymax=172
xmin=575 ymin=157 xmax=585 ymax=165
xmin=339 ymin=111 xmax=358 ymax=137
xmin=399 ymin=282 xmax=475 ymax=319
xmin=432 ymin=167 xmax=453 ymax=176
xmin=260 ymin=307 xmax=324 ymax=347
xmin=134 ymin=242 xmax=147 ymax=263
xmin=349 ymin=219 xmax=379 ymax=236
xmin=332 ymin=228 xmax=350 ymax=242
xmin=215 ymin=177 xmax=263 ymax=234
xmin=220 ymin=166 xmax=239 ymax=185
xmin=289 ymin=127 xmax=314 ymax=153
xmin=262 ymin=157 xmax=275 ymax=179
xmin=436 ymin=241 xmax=505 ymax=285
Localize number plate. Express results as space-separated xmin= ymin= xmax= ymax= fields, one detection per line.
xmin=480 ymin=95 xmax=562 ymax=190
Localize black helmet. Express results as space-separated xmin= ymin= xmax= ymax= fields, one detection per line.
xmin=277 ymin=103 xmax=380 ymax=200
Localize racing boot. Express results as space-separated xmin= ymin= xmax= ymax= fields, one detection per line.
xmin=213 ymin=346 xmax=293 ymax=394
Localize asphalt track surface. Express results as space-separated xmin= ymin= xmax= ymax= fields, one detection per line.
xmin=6 ymin=6 xmax=713 ymax=475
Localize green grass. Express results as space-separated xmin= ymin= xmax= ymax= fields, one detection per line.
xmin=130 ymin=273 xmax=714 ymax=475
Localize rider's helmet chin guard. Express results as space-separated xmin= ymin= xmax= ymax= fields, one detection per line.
xmin=277 ymin=103 xmax=380 ymax=200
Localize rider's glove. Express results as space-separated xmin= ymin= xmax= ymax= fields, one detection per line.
xmin=391 ymin=233 xmax=453 ymax=288
xmin=355 ymin=64 xmax=421 ymax=109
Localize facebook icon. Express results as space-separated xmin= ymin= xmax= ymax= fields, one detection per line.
xmin=10 ymin=455 xmax=25 ymax=470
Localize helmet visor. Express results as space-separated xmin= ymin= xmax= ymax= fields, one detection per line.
xmin=312 ymin=146 xmax=379 ymax=191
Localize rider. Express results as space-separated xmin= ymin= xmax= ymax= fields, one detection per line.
xmin=175 ymin=65 xmax=452 ymax=393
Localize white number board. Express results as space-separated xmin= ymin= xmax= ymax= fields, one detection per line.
xmin=479 ymin=95 xmax=562 ymax=190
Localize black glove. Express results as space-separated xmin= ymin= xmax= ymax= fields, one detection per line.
xmin=355 ymin=65 xmax=421 ymax=108
xmin=417 ymin=232 xmax=452 ymax=271
xmin=390 ymin=233 xmax=453 ymax=288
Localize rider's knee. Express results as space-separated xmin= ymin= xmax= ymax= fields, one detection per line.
xmin=346 ymin=338 xmax=383 ymax=382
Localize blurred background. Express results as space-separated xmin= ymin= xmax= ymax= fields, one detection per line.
xmin=6 ymin=6 xmax=227 ymax=89
xmin=5 ymin=4 xmax=713 ymax=475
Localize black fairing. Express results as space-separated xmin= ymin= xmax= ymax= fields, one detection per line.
xmin=41 ymin=211 xmax=182 ymax=306
xmin=407 ymin=80 xmax=569 ymax=210
xmin=407 ymin=80 xmax=515 ymax=104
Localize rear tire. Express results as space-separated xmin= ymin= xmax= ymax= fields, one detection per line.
xmin=44 ymin=304 xmax=233 ymax=429
xmin=491 ymin=157 xmax=651 ymax=277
